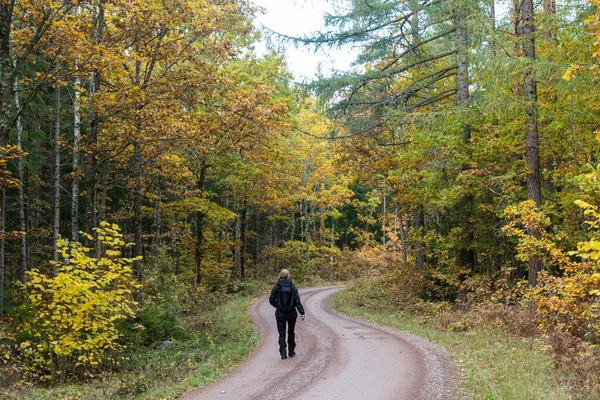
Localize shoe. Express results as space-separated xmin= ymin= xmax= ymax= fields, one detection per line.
xmin=281 ymin=354 xmax=287 ymax=360
xmin=289 ymin=352 xmax=296 ymax=357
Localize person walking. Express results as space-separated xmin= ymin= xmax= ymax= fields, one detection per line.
xmin=269 ymin=269 xmax=305 ymax=359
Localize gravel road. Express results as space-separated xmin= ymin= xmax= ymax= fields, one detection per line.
xmin=180 ymin=286 xmax=463 ymax=400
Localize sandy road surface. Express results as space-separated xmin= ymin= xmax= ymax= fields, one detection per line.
xmin=180 ymin=286 xmax=461 ymax=400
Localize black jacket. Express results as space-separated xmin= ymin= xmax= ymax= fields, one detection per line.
xmin=269 ymin=279 xmax=305 ymax=319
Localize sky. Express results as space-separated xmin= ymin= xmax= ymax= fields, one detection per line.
xmin=251 ymin=0 xmax=357 ymax=83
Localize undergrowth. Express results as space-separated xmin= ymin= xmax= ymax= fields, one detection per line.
xmin=0 ymin=288 xmax=262 ymax=400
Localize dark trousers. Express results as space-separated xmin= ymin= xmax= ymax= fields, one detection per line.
xmin=276 ymin=317 xmax=296 ymax=355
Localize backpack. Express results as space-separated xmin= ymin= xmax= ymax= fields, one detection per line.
xmin=277 ymin=283 xmax=295 ymax=313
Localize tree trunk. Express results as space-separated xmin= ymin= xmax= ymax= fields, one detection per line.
xmin=415 ymin=208 xmax=425 ymax=269
xmin=0 ymin=2 xmax=17 ymax=291
xmin=85 ymin=1 xmax=104 ymax=239
xmin=85 ymin=126 xmax=98 ymax=238
xmin=382 ymin=192 xmax=386 ymax=246
xmin=455 ymin=10 xmax=469 ymax=107
xmin=233 ymin=195 xmax=241 ymax=281
xmin=290 ymin=210 xmax=295 ymax=241
xmin=194 ymin=163 xmax=207 ymax=290
xmin=15 ymin=64 xmax=27 ymax=282
xmin=305 ymin=202 xmax=311 ymax=244
xmin=133 ymin=139 xmax=143 ymax=283
xmin=71 ymin=77 xmax=81 ymax=241
xmin=299 ymin=202 xmax=304 ymax=243
xmin=455 ymin=6 xmax=475 ymax=268
xmin=240 ymin=201 xmax=247 ymax=281
xmin=305 ymin=202 xmax=311 ymax=263
xmin=542 ymin=0 xmax=556 ymax=195
xmin=511 ymin=0 xmax=521 ymax=96
xmin=410 ymin=5 xmax=420 ymax=44
xmin=512 ymin=0 xmax=521 ymax=41
xmin=152 ymin=175 xmax=161 ymax=249
xmin=490 ymin=0 xmax=496 ymax=57
xmin=70 ymin=6 xmax=82 ymax=241
xmin=96 ymin=176 xmax=107 ymax=259
xmin=253 ymin=212 xmax=259 ymax=266
xmin=399 ymin=213 xmax=408 ymax=264
xmin=0 ymin=1 xmax=15 ymax=147
xmin=522 ymin=0 xmax=542 ymax=285
xmin=0 ymin=189 xmax=5 ymax=314
xmin=194 ymin=211 xmax=205 ymax=289
xmin=52 ymin=86 xmax=61 ymax=269
xmin=543 ymin=0 xmax=556 ymax=42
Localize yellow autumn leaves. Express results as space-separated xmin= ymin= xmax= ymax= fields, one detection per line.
xmin=12 ymin=222 xmax=139 ymax=381
xmin=503 ymin=198 xmax=600 ymax=338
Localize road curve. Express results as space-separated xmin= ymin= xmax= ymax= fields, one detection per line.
xmin=180 ymin=286 xmax=461 ymax=400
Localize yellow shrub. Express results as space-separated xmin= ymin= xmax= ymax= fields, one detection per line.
xmin=517 ymin=201 xmax=600 ymax=342
xmin=503 ymin=200 xmax=569 ymax=268
xmin=15 ymin=222 xmax=139 ymax=381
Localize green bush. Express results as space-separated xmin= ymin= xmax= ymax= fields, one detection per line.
xmin=137 ymin=307 xmax=185 ymax=345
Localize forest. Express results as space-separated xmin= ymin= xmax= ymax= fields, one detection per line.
xmin=1 ymin=0 xmax=600 ymax=398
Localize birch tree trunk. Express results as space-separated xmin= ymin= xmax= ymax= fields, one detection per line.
xmin=15 ymin=63 xmax=27 ymax=282
xmin=69 ymin=5 xmax=82 ymax=242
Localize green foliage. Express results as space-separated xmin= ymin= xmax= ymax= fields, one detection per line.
xmin=136 ymin=307 xmax=185 ymax=345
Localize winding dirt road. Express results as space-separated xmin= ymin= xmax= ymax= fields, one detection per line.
xmin=180 ymin=286 xmax=461 ymax=400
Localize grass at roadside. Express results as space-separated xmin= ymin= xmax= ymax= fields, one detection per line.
xmin=330 ymin=289 xmax=581 ymax=400
xmin=1 ymin=294 xmax=260 ymax=400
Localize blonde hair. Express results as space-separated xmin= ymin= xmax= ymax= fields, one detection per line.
xmin=279 ymin=269 xmax=291 ymax=280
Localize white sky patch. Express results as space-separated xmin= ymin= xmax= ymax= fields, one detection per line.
xmin=252 ymin=0 xmax=358 ymax=83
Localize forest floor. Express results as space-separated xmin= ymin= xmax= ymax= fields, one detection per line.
xmin=181 ymin=286 xmax=463 ymax=400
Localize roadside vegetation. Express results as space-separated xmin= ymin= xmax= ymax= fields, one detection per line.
xmin=331 ymin=243 xmax=600 ymax=399
xmin=1 ymin=283 xmax=261 ymax=400
xmin=333 ymin=290 xmax=577 ymax=399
